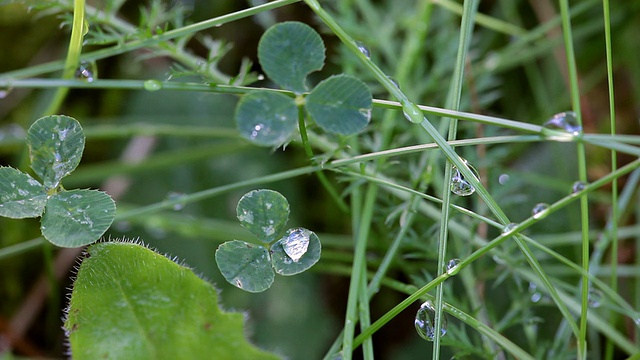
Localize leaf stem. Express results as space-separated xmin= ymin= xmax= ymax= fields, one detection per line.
xmin=297 ymin=103 xmax=350 ymax=213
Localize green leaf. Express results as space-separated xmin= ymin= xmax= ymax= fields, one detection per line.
xmin=26 ymin=115 xmax=85 ymax=189
xmin=65 ymin=242 xmax=279 ymax=360
xmin=236 ymin=189 xmax=289 ymax=243
xmin=305 ymin=74 xmax=372 ymax=135
xmin=41 ymin=189 xmax=115 ymax=247
xmin=215 ymin=240 xmax=274 ymax=293
xmin=258 ymin=21 xmax=325 ymax=93
xmin=0 ymin=167 xmax=47 ymax=219
xmin=271 ymin=228 xmax=321 ymax=276
xmin=235 ymin=91 xmax=298 ymax=147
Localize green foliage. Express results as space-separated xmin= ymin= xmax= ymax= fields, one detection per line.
xmin=236 ymin=21 xmax=373 ymax=147
xmin=1 ymin=1 xmax=639 ymax=359
xmin=216 ymin=189 xmax=321 ymax=292
xmin=65 ymin=241 xmax=279 ymax=359
xmin=0 ymin=115 xmax=115 ymax=248
xmin=258 ymin=21 xmax=325 ymax=93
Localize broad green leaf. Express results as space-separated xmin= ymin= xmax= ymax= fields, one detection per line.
xmin=271 ymin=228 xmax=321 ymax=276
xmin=26 ymin=115 xmax=85 ymax=189
xmin=236 ymin=189 xmax=289 ymax=242
xmin=257 ymin=21 xmax=325 ymax=93
xmin=235 ymin=91 xmax=298 ymax=147
xmin=0 ymin=167 xmax=47 ymax=218
xmin=65 ymin=242 xmax=279 ymax=360
xmin=215 ymin=240 xmax=274 ymax=293
xmin=41 ymin=189 xmax=115 ymax=247
xmin=305 ymin=74 xmax=372 ymax=135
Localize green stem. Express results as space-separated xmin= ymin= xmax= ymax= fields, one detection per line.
xmin=351 ymin=157 xmax=640 ymax=350
xmin=42 ymin=0 xmax=86 ymax=116
xmin=558 ymin=0 xmax=590 ymax=357
xmin=602 ymin=0 xmax=618 ymax=358
xmin=432 ymin=1 xmax=479 ymax=357
xmin=297 ymin=102 xmax=350 ymax=213
xmin=342 ymin=184 xmax=377 ymax=359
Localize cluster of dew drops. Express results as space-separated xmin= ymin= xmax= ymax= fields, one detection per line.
xmin=413 ymin=111 xmax=588 ymax=341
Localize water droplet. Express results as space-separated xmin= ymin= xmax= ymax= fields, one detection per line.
xmin=529 ymin=282 xmax=542 ymax=303
xmin=166 ymin=192 xmax=186 ymax=211
xmin=588 ymin=288 xmax=603 ymax=308
xmin=532 ymin=203 xmax=550 ymax=219
xmin=355 ymin=41 xmax=371 ymax=59
xmin=450 ymin=159 xmax=480 ymax=196
xmin=144 ymin=80 xmax=162 ymax=91
xmin=498 ymin=173 xmax=510 ymax=185
xmin=282 ymin=228 xmax=311 ymax=262
xmin=414 ymin=300 xmax=447 ymax=341
xmin=446 ymin=258 xmax=461 ymax=275
xmin=250 ymin=123 xmax=271 ymax=140
xmin=634 ymin=315 xmax=640 ymax=328
xmin=74 ymin=61 xmax=95 ymax=82
xmin=571 ymin=181 xmax=586 ymax=194
xmin=257 ymin=74 xmax=265 ymax=81
xmin=0 ymin=86 xmax=13 ymax=99
xmin=388 ymin=76 xmax=400 ymax=89
xmin=502 ymin=222 xmax=518 ymax=235
xmin=401 ymin=101 xmax=424 ymax=124
xmin=542 ymin=111 xmax=582 ymax=135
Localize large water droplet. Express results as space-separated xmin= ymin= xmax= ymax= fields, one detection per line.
xmin=542 ymin=111 xmax=582 ymax=135
xmin=144 ymin=80 xmax=162 ymax=91
xmin=588 ymin=288 xmax=603 ymax=308
xmin=401 ymin=101 xmax=424 ymax=124
xmin=282 ymin=228 xmax=311 ymax=262
xmin=75 ymin=61 xmax=96 ymax=82
xmin=571 ymin=181 xmax=586 ymax=194
xmin=450 ymin=159 xmax=480 ymax=196
xmin=529 ymin=282 xmax=542 ymax=303
xmin=502 ymin=222 xmax=518 ymax=235
xmin=498 ymin=173 xmax=510 ymax=185
xmin=355 ymin=41 xmax=371 ymax=59
xmin=414 ymin=300 xmax=447 ymax=341
xmin=532 ymin=203 xmax=550 ymax=219
xmin=446 ymin=258 xmax=461 ymax=275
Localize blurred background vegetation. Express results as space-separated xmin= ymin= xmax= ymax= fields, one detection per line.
xmin=1 ymin=0 xmax=639 ymax=358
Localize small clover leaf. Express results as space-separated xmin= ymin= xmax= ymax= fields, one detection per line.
xmin=215 ymin=240 xmax=274 ymax=293
xmin=305 ymin=74 xmax=372 ymax=135
xmin=27 ymin=115 xmax=85 ymax=190
xmin=270 ymin=228 xmax=321 ymax=276
xmin=41 ymin=189 xmax=116 ymax=247
xmin=235 ymin=91 xmax=298 ymax=147
xmin=0 ymin=167 xmax=47 ymax=218
xmin=236 ymin=189 xmax=289 ymax=243
xmin=257 ymin=21 xmax=325 ymax=93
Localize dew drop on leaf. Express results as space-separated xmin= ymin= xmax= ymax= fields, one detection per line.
xmin=282 ymin=227 xmax=311 ymax=262
xmin=166 ymin=192 xmax=186 ymax=211
xmin=542 ymin=111 xmax=582 ymax=135
xmin=450 ymin=159 xmax=480 ymax=196
xmin=532 ymin=203 xmax=550 ymax=219
xmin=501 ymin=222 xmax=518 ymax=235
xmin=571 ymin=181 xmax=586 ymax=194
xmin=0 ymin=86 xmax=12 ymax=99
xmin=355 ymin=41 xmax=371 ymax=59
xmin=498 ymin=173 xmax=510 ymax=185
xmin=401 ymin=101 xmax=423 ymax=124
xmin=414 ymin=300 xmax=446 ymax=341
xmin=446 ymin=258 xmax=461 ymax=275
xmin=387 ymin=76 xmax=400 ymax=89
xmin=75 ymin=61 xmax=96 ymax=82
xmin=529 ymin=282 xmax=542 ymax=303
xmin=587 ymin=288 xmax=603 ymax=308
xmin=144 ymin=80 xmax=162 ymax=91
